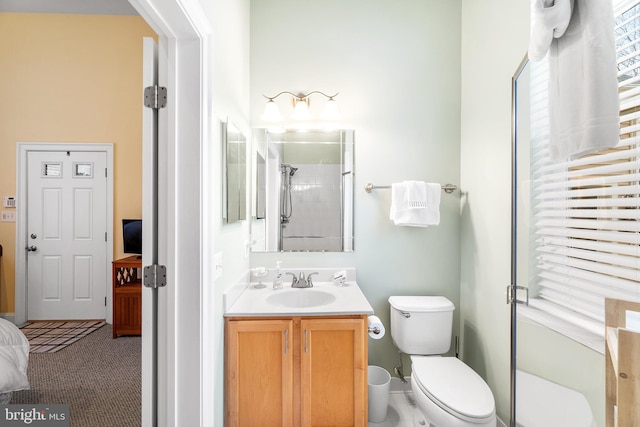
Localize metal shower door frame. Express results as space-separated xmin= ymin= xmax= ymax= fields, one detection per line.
xmin=509 ymin=53 xmax=530 ymax=427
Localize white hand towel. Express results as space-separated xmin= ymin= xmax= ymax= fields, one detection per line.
xmin=390 ymin=181 xmax=440 ymax=227
xmin=547 ymin=0 xmax=620 ymax=161
xmin=406 ymin=180 xmax=429 ymax=209
xmin=528 ymin=0 xmax=574 ymax=62
xmin=389 ymin=183 xmax=401 ymax=222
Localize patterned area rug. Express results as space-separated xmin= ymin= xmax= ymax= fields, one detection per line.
xmin=20 ymin=321 xmax=106 ymax=353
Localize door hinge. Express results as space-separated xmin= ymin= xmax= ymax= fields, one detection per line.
xmin=144 ymin=85 xmax=167 ymax=109
xmin=105 ymin=297 xmax=107 ymax=306
xmin=144 ymin=264 xmax=167 ymax=289
xmin=105 ymin=232 xmax=107 ymax=242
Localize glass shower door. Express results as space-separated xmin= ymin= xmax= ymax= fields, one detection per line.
xmin=511 ymin=55 xmax=604 ymax=427
xmin=510 ymin=54 xmax=531 ymax=427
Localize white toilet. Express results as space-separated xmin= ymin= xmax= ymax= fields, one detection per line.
xmin=388 ymin=296 xmax=496 ymax=427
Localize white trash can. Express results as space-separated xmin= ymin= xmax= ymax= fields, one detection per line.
xmin=368 ymin=365 xmax=391 ymax=423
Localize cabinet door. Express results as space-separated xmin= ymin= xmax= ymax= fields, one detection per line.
xmin=226 ymin=319 xmax=294 ymax=427
xmin=113 ymin=285 xmax=141 ymax=337
xmin=300 ymin=318 xmax=367 ymax=427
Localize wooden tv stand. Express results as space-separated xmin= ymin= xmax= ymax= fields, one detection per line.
xmin=112 ymin=256 xmax=142 ymax=338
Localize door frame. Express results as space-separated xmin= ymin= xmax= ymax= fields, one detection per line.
xmin=15 ymin=142 xmax=114 ymax=326
xmin=128 ymin=0 xmax=213 ymax=426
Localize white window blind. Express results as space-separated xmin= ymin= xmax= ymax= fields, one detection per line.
xmin=525 ymin=0 xmax=640 ymax=352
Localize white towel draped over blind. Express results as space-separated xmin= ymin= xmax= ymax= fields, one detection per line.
xmin=529 ymin=0 xmax=621 ymax=161
xmin=528 ymin=0 xmax=574 ymax=61
xmin=526 ymin=0 xmax=640 ymax=349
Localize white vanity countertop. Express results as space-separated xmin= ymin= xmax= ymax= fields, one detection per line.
xmin=224 ymin=280 xmax=374 ymax=317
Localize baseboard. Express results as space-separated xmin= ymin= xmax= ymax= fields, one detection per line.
xmin=389 ymin=376 xmax=411 ymax=392
xmin=0 ymin=313 xmax=16 ymax=324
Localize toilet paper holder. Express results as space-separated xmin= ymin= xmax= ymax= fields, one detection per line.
xmin=367 ymin=315 xmax=385 ymax=339
xmin=368 ymin=325 xmax=382 ymax=335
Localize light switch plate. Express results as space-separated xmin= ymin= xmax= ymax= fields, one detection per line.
xmin=1 ymin=211 xmax=16 ymax=222
xmin=213 ymin=252 xmax=223 ymax=280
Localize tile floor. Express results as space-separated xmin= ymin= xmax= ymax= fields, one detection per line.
xmin=368 ymin=387 xmax=421 ymax=427
xmin=368 ymin=378 xmax=507 ymax=427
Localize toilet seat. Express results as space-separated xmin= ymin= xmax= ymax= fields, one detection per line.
xmin=411 ymin=356 xmax=495 ymax=424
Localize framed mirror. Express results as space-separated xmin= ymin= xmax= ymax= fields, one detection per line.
xmin=250 ymin=128 xmax=354 ymax=252
xmin=222 ymin=120 xmax=247 ymax=223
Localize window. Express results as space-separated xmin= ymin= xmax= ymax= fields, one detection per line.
xmin=522 ymin=0 xmax=640 ymax=352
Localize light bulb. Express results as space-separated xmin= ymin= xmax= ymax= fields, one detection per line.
xmin=291 ymin=98 xmax=311 ymax=120
xmin=321 ymin=98 xmax=341 ymax=121
xmin=261 ymin=99 xmax=282 ymax=122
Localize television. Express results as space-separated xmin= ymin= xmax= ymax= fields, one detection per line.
xmin=122 ymin=219 xmax=142 ymax=256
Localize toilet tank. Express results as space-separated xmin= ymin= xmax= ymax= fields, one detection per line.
xmin=388 ymin=296 xmax=455 ymax=355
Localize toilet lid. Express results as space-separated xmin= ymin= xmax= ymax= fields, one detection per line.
xmin=412 ymin=357 xmax=495 ymax=422
xmin=388 ymin=296 xmax=455 ymax=312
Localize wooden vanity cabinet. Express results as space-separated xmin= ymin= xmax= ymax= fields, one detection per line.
xmin=225 ymin=315 xmax=368 ymax=427
xmin=300 ymin=317 xmax=368 ymax=427
xmin=226 ymin=319 xmax=294 ymax=427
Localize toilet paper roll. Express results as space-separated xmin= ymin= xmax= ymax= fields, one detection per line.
xmin=368 ymin=315 xmax=385 ymax=340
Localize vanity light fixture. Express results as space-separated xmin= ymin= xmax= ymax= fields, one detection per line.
xmin=261 ymin=91 xmax=340 ymax=122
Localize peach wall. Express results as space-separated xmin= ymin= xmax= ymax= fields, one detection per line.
xmin=0 ymin=13 xmax=156 ymax=313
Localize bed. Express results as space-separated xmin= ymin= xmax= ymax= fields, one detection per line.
xmin=0 ymin=318 xmax=30 ymax=403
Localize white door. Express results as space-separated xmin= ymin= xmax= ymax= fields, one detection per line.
xmin=27 ymin=150 xmax=107 ymax=320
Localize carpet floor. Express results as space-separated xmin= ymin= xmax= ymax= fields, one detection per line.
xmin=12 ymin=324 xmax=141 ymax=427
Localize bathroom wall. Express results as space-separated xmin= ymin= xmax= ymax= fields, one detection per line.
xmin=200 ymin=0 xmax=251 ymax=426
xmin=460 ymin=0 xmax=605 ymax=424
xmin=201 ymin=0 xmax=251 ymax=306
xmin=249 ymin=0 xmax=462 ymax=387
xmin=458 ymin=0 xmax=526 ymax=420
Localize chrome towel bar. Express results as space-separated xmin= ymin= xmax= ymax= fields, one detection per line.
xmin=364 ymin=183 xmax=458 ymax=194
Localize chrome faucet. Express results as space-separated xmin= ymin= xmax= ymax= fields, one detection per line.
xmin=293 ymin=272 xmax=308 ymax=288
xmin=290 ymin=272 xmax=318 ymax=288
xmin=287 ymin=271 xmax=318 ymax=288
xmin=307 ymin=272 xmax=318 ymax=287
xmin=286 ymin=272 xmax=298 ymax=287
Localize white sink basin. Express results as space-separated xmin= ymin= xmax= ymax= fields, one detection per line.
xmin=224 ymin=268 xmax=374 ymax=316
xmin=266 ymin=289 xmax=337 ymax=308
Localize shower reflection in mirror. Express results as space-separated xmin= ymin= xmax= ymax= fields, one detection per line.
xmin=280 ymin=163 xmax=297 ymax=224
xmin=251 ymin=129 xmax=354 ymax=252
